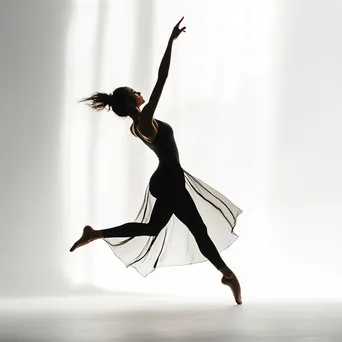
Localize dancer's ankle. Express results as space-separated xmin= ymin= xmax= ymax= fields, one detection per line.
xmin=93 ymin=229 xmax=104 ymax=240
xmin=219 ymin=266 xmax=233 ymax=279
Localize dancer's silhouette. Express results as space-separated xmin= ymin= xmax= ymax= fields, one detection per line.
xmin=70 ymin=17 xmax=243 ymax=304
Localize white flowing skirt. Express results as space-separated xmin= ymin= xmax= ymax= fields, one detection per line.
xmin=104 ymin=170 xmax=242 ymax=276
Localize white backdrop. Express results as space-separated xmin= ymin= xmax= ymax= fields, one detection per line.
xmin=1 ymin=0 xmax=341 ymax=300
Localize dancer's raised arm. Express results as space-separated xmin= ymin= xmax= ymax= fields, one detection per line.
xmin=141 ymin=17 xmax=186 ymax=123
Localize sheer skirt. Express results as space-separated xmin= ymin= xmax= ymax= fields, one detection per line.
xmin=104 ymin=169 xmax=242 ymax=276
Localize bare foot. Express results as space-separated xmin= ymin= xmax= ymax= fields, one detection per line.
xmin=221 ymin=273 xmax=242 ymax=305
xmin=70 ymin=225 xmax=95 ymax=252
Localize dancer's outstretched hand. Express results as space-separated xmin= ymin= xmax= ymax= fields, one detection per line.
xmin=170 ymin=16 xmax=186 ymax=40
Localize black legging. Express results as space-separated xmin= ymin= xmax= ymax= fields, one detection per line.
xmin=102 ymin=188 xmax=226 ymax=270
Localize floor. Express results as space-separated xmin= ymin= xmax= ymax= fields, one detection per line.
xmin=1 ymin=295 xmax=341 ymax=342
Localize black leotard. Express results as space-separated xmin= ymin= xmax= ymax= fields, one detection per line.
xmin=134 ymin=119 xmax=185 ymax=199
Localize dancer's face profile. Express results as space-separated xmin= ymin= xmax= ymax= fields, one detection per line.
xmin=125 ymin=87 xmax=145 ymax=108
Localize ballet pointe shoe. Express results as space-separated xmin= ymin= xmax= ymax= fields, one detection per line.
xmin=221 ymin=273 xmax=242 ymax=305
xmin=70 ymin=225 xmax=95 ymax=252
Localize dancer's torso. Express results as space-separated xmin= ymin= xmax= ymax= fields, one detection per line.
xmin=133 ymin=119 xmax=180 ymax=166
xmin=132 ymin=119 xmax=185 ymax=198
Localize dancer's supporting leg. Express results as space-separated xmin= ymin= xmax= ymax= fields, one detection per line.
xmin=172 ymin=189 xmax=242 ymax=305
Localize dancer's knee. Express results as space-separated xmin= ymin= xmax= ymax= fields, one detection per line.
xmin=192 ymin=225 xmax=211 ymax=246
xmin=147 ymin=223 xmax=163 ymax=236
xmin=194 ymin=223 xmax=209 ymax=237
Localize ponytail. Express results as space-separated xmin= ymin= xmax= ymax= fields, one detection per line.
xmin=79 ymin=92 xmax=112 ymax=111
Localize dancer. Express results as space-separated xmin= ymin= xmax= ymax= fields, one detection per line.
xmin=70 ymin=17 xmax=243 ymax=305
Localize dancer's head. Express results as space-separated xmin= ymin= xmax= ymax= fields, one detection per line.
xmin=80 ymin=87 xmax=145 ymax=118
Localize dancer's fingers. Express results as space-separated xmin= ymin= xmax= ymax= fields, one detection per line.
xmin=176 ymin=16 xmax=184 ymax=27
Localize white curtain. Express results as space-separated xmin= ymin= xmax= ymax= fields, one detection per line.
xmin=1 ymin=0 xmax=341 ymax=300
